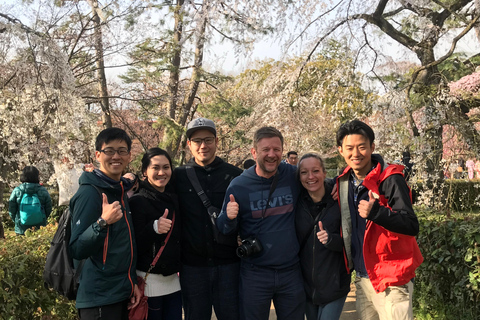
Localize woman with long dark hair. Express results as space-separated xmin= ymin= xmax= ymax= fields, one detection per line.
xmin=129 ymin=148 xmax=182 ymax=319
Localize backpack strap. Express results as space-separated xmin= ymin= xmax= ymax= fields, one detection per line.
xmin=338 ymin=174 xmax=353 ymax=270
xmin=74 ymin=185 xmax=104 ymax=277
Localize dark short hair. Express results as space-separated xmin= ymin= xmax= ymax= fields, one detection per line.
xmin=253 ymin=127 xmax=284 ymax=149
xmin=141 ymin=148 xmax=173 ymax=175
xmin=20 ymin=166 xmax=40 ymax=183
xmin=243 ymin=159 xmax=256 ymax=169
xmin=336 ymin=120 xmax=375 ymax=147
xmin=287 ymin=151 xmax=298 ymax=157
xmin=95 ymin=127 xmax=132 ymax=151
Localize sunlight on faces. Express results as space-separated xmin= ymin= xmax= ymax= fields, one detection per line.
xmin=187 ymin=129 xmax=218 ymax=166
xmin=251 ymin=137 xmax=283 ymax=178
xmin=144 ymin=155 xmax=171 ymax=193
xmin=338 ymin=134 xmax=375 ymax=180
xmin=95 ymin=140 xmax=130 ymax=181
xmin=298 ymin=157 xmax=326 ymax=195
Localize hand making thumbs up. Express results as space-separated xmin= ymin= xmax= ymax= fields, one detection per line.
xmin=226 ymin=194 xmax=239 ymax=220
xmin=358 ymin=190 xmax=377 ymax=218
xmin=101 ymin=193 xmax=123 ymax=224
xmin=317 ymin=221 xmax=329 ymax=245
xmin=157 ymin=209 xmax=172 ymax=234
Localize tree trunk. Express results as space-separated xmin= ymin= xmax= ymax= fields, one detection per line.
xmin=164 ymin=0 xmax=185 ymax=156
xmin=89 ymin=0 xmax=112 ymax=128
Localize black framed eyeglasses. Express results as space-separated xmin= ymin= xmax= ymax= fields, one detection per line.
xmin=99 ymin=148 xmax=130 ymax=156
xmin=190 ymin=137 xmax=215 ymax=146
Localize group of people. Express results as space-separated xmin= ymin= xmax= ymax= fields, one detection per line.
xmin=8 ymin=117 xmax=423 ymax=320
xmin=445 ymin=157 xmax=480 ymax=180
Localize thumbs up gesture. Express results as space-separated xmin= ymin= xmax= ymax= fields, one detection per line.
xmin=157 ymin=209 xmax=172 ymax=234
xmin=358 ymin=190 xmax=377 ymax=219
xmin=101 ymin=193 xmax=123 ymax=224
xmin=316 ymin=221 xmax=329 ymax=245
xmin=226 ymin=194 xmax=239 ymax=220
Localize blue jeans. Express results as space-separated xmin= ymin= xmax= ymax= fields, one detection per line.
xmin=180 ymin=263 xmax=240 ymax=320
xmin=147 ymin=291 xmax=182 ymax=320
xmin=239 ymin=262 xmax=305 ymax=320
xmin=305 ymin=295 xmax=347 ymax=320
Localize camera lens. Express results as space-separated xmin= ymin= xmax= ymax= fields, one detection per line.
xmin=236 ymin=245 xmax=248 ymax=258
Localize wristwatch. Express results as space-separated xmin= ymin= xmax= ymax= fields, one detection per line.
xmin=97 ymin=217 xmax=108 ymax=229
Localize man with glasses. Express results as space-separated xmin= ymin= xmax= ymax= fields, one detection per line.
xmin=174 ymin=118 xmax=243 ymax=320
xmin=69 ymin=127 xmax=141 ymax=320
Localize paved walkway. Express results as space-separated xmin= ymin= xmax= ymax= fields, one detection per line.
xmin=210 ymin=283 xmax=358 ymax=319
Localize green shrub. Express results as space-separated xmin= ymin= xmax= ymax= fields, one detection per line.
xmin=414 ymin=210 xmax=480 ymax=319
xmin=414 ymin=180 xmax=480 ymax=212
xmin=0 ymin=224 xmax=77 ymax=320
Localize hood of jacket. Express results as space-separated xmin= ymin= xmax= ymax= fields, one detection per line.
xmin=78 ymin=169 xmax=127 ymax=192
xmin=19 ymin=182 xmax=43 ymax=195
xmin=186 ymin=156 xmax=225 ymax=171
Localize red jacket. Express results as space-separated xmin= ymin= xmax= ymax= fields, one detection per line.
xmin=338 ymin=160 xmax=423 ymax=293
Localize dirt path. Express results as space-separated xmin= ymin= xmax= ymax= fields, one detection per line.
xmin=340 ymin=283 xmax=358 ymax=320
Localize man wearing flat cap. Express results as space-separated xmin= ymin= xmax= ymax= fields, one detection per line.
xmin=174 ymin=118 xmax=243 ymax=320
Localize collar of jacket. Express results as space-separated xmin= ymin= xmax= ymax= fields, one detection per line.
xmin=187 ymin=156 xmax=224 ymax=172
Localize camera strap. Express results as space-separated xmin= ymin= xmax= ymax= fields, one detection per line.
xmin=262 ymin=172 xmax=279 ymax=218
xmin=185 ymin=166 xmax=219 ymax=220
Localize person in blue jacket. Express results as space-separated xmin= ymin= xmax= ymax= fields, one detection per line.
xmin=69 ymin=127 xmax=141 ymax=320
xmin=8 ymin=166 xmax=52 ymax=235
xmin=217 ymin=126 xmax=304 ymax=320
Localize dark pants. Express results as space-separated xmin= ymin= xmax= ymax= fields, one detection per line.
xmin=239 ymin=262 xmax=305 ymax=320
xmin=147 ymin=291 xmax=182 ymax=320
xmin=78 ymin=300 xmax=128 ymax=320
xmin=180 ymin=263 xmax=240 ymax=320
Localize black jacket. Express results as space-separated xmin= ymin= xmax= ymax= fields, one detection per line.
xmin=295 ymin=184 xmax=351 ymax=305
xmin=129 ymin=180 xmax=181 ymax=276
xmin=174 ymin=157 xmax=242 ymax=267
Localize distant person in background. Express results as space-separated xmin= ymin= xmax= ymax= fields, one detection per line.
xmin=8 ymin=166 xmax=52 ymax=235
xmin=454 ymin=158 xmax=465 ymax=179
xmin=401 ymin=151 xmax=414 ymax=182
xmin=466 ymin=158 xmax=475 ymax=180
xmin=123 ymin=172 xmax=139 ymax=198
xmin=475 ymin=159 xmax=480 ymax=179
xmin=243 ymin=159 xmax=256 ymax=170
xmin=286 ymin=151 xmax=299 ymax=166
xmin=295 ymin=153 xmax=350 ymax=320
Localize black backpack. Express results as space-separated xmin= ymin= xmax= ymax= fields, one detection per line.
xmin=43 ymin=185 xmax=102 ymax=300
xmin=42 ymin=207 xmax=84 ymax=300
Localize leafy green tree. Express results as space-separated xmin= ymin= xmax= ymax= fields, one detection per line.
xmin=119 ymin=0 xmax=329 ymax=161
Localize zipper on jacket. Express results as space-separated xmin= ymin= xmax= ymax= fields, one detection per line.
xmin=102 ymin=228 xmax=109 ymax=269
xmin=311 ymin=223 xmax=316 ymax=299
xmin=120 ymin=181 xmax=135 ymax=297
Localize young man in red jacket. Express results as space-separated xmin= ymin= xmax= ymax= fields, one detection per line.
xmin=336 ymin=120 xmax=423 ymax=320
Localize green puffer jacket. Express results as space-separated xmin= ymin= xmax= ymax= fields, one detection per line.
xmin=69 ymin=171 xmax=137 ymax=309
xmin=8 ymin=182 xmax=52 ymax=235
